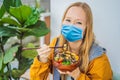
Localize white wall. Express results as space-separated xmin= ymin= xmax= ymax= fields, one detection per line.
xmin=51 ymin=0 xmax=120 ymax=78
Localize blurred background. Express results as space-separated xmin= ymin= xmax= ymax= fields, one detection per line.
xmin=0 ymin=0 xmax=120 ymax=80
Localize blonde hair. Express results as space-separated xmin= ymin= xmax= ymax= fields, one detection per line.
xmin=59 ymin=2 xmax=95 ymax=73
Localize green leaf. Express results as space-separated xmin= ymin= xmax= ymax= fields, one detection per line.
xmin=3 ymin=0 xmax=22 ymax=12
xmin=0 ymin=62 xmax=6 ymax=73
xmin=0 ymin=17 xmax=21 ymax=27
xmin=0 ymin=37 xmax=9 ymax=45
xmin=11 ymin=59 xmax=31 ymax=78
xmin=7 ymin=26 xmax=30 ymax=32
xmin=22 ymin=43 xmax=37 ymax=59
xmin=38 ymin=7 xmax=45 ymax=14
xmin=0 ymin=21 xmax=3 ymax=26
xmin=25 ymin=20 xmax=50 ymax=37
xmin=9 ymin=5 xmax=32 ymax=24
xmin=24 ymin=7 xmax=40 ymax=27
xmin=0 ymin=54 xmax=3 ymax=70
xmin=0 ymin=26 xmax=18 ymax=37
xmin=3 ymin=46 xmax=18 ymax=64
xmin=12 ymin=69 xmax=24 ymax=78
xmin=14 ymin=0 xmax=22 ymax=7
xmin=3 ymin=0 xmax=14 ymax=12
xmin=0 ymin=5 xmax=6 ymax=19
xmin=0 ymin=77 xmax=2 ymax=80
xmin=18 ymin=57 xmax=33 ymax=70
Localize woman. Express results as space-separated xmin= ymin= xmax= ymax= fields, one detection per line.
xmin=30 ymin=2 xmax=113 ymax=80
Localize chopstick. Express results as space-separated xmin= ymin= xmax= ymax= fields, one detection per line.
xmin=22 ymin=46 xmax=63 ymax=50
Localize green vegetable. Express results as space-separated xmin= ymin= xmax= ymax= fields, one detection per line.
xmin=62 ymin=61 xmax=71 ymax=65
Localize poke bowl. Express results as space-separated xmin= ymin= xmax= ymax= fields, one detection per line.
xmin=53 ymin=44 xmax=80 ymax=72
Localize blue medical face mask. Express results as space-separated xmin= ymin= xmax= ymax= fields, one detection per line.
xmin=61 ymin=24 xmax=83 ymax=42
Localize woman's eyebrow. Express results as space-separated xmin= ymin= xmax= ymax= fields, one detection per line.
xmin=65 ymin=17 xmax=71 ymax=19
xmin=65 ymin=17 xmax=85 ymax=23
xmin=65 ymin=17 xmax=84 ymax=21
xmin=76 ymin=18 xmax=85 ymax=22
xmin=76 ymin=18 xmax=82 ymax=20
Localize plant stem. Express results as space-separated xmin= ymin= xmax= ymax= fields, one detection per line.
xmin=19 ymin=32 xmax=24 ymax=60
xmin=0 ymin=39 xmax=5 ymax=54
xmin=20 ymin=33 xmax=23 ymax=48
xmin=6 ymin=63 xmax=12 ymax=80
xmin=0 ymin=39 xmax=12 ymax=80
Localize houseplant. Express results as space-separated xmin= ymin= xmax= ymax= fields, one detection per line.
xmin=0 ymin=0 xmax=49 ymax=79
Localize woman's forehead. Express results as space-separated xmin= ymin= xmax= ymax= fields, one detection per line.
xmin=65 ymin=6 xmax=86 ymax=22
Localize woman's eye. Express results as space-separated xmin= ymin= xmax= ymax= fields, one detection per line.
xmin=76 ymin=22 xmax=82 ymax=24
xmin=65 ymin=19 xmax=71 ymax=22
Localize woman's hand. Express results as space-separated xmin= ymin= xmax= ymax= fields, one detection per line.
xmin=37 ymin=44 xmax=51 ymax=63
xmin=57 ymin=67 xmax=80 ymax=80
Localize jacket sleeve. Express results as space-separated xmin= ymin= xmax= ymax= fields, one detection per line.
xmin=30 ymin=57 xmax=51 ymax=80
xmin=30 ymin=38 xmax=57 ymax=80
xmin=77 ymin=54 xmax=113 ymax=80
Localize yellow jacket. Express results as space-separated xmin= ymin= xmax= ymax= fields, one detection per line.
xmin=30 ymin=38 xmax=113 ymax=80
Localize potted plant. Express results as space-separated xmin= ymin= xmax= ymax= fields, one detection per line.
xmin=0 ymin=0 xmax=49 ymax=79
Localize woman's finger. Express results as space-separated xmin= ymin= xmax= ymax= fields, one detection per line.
xmin=57 ymin=69 xmax=67 ymax=74
xmin=38 ymin=45 xmax=49 ymax=52
xmin=38 ymin=48 xmax=51 ymax=55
